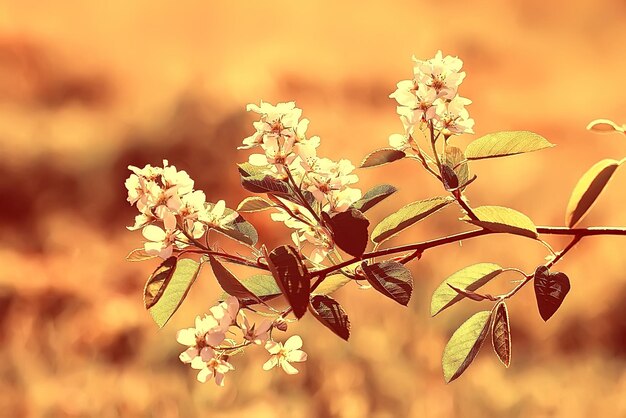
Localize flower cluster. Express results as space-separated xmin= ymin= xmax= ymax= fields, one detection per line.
xmin=389 ymin=50 xmax=474 ymax=150
xmin=176 ymin=296 xmax=307 ymax=386
xmin=125 ymin=160 xmax=237 ymax=259
xmin=241 ymin=101 xmax=362 ymax=264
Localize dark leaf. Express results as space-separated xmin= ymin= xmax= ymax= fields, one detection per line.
xmin=362 ymin=261 xmax=413 ymax=306
xmin=443 ymin=146 xmax=470 ymax=190
xmin=360 ymin=148 xmax=406 ymax=168
xmin=209 ymin=256 xmax=259 ymax=302
xmin=441 ymin=165 xmax=459 ymax=191
xmin=353 ymin=184 xmax=398 ymax=213
xmin=144 ymin=257 xmax=177 ymax=309
xmin=240 ymin=174 xmax=291 ymax=195
xmin=325 ymin=208 xmax=370 ymax=257
xmin=309 ymin=294 xmax=351 ymax=340
xmin=491 ymin=301 xmax=511 ymax=367
xmin=144 ymin=257 xmax=201 ymax=328
xmin=442 ymin=311 xmax=492 ymax=383
xmin=533 ymin=266 xmax=570 ymax=321
xmin=266 ymin=245 xmax=310 ymax=319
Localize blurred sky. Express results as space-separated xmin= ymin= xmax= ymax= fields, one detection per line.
xmin=1 ymin=1 xmax=626 ymax=417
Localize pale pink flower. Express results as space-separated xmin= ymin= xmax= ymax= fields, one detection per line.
xmin=414 ymin=50 xmax=466 ymax=100
xmin=263 ymin=335 xmax=308 ymax=375
xmin=141 ymin=212 xmax=179 ymax=259
xmin=191 ymin=347 xmax=234 ymax=386
xmin=176 ymin=315 xmax=226 ymax=363
xmin=434 ymin=95 xmax=475 ymax=135
xmin=161 ymin=160 xmax=194 ymax=196
xmin=198 ymin=200 xmax=238 ymax=229
xmin=210 ymin=296 xmax=240 ymax=330
xmin=237 ymin=310 xmax=272 ymax=345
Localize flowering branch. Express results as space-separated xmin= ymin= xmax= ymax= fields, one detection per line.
xmin=124 ymin=50 xmax=626 ymax=386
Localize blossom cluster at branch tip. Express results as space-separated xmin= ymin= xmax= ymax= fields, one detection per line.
xmin=124 ymin=160 xmax=238 ymax=258
xmin=176 ymin=296 xmax=307 ymax=386
xmin=240 ymin=101 xmax=362 ymax=264
xmin=389 ymin=51 xmax=475 ymax=150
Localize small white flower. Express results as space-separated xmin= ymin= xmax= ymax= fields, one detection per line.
xmin=199 ymin=200 xmax=238 ymax=229
xmin=263 ymin=335 xmax=308 ymax=375
xmin=434 ymin=95 xmax=474 ymax=135
xmin=414 ymin=50 xmax=466 ymax=100
xmin=141 ymin=212 xmax=179 ymax=259
xmin=191 ymin=347 xmax=234 ymax=386
xmin=210 ymin=296 xmax=240 ymax=330
xmin=176 ymin=315 xmax=226 ymax=363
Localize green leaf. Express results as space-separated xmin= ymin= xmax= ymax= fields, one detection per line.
xmin=209 ymin=256 xmax=259 ymax=302
xmin=442 ymin=310 xmax=492 ymax=383
xmin=238 ymin=162 xmax=267 ymax=177
xmin=463 ymin=206 xmax=538 ymax=239
xmin=219 ymin=274 xmax=282 ymax=306
xmin=565 ymin=159 xmax=620 ymax=228
xmin=126 ymin=248 xmax=156 ymax=262
xmin=465 ymin=131 xmax=555 ymax=160
xmin=312 ymin=274 xmax=352 ymax=296
xmin=360 ymin=148 xmax=406 ymax=168
xmin=237 ymin=196 xmax=275 ymax=213
xmin=491 ymin=301 xmax=511 ymax=368
xmin=309 ymin=294 xmax=351 ymax=340
xmin=266 ymin=245 xmax=310 ymax=319
xmin=431 ymin=263 xmax=503 ymax=316
xmin=362 ymin=261 xmax=413 ymax=306
xmin=371 ymin=196 xmax=453 ymax=243
xmin=353 ymin=184 xmax=398 ymax=213
xmin=215 ymin=209 xmax=258 ymax=246
xmin=324 ymin=208 xmax=370 ymax=257
xmin=144 ymin=258 xmax=201 ymax=328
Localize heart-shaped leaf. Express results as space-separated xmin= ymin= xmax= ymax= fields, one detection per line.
xmin=442 ymin=310 xmax=492 ymax=383
xmin=533 ymin=266 xmax=570 ymax=321
xmin=325 ymin=208 xmax=370 ymax=257
xmin=431 ymin=263 xmax=503 ymax=316
xmin=463 ymin=206 xmax=538 ymax=239
xmin=565 ymin=159 xmax=620 ymax=228
xmin=309 ymin=294 xmax=351 ymax=340
xmin=491 ymin=301 xmax=511 ymax=367
xmin=353 ymin=184 xmax=398 ymax=213
xmin=266 ymin=245 xmax=310 ymax=319
xmin=465 ymin=131 xmax=555 ymax=160
xmin=362 ymin=261 xmax=413 ymax=306
xmin=360 ymin=148 xmax=406 ymax=168
xmin=144 ymin=257 xmax=201 ymax=328
xmin=371 ymin=196 xmax=453 ymax=243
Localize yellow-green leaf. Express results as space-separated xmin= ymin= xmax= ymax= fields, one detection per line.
xmin=491 ymin=301 xmax=511 ymax=367
xmin=313 ymin=274 xmax=352 ymax=296
xmin=360 ymin=148 xmax=406 ymax=168
xmin=371 ymin=196 xmax=453 ymax=243
xmin=442 ymin=310 xmax=492 ymax=383
xmin=565 ymin=159 xmax=620 ymax=228
xmin=145 ymin=258 xmax=201 ymax=328
xmin=237 ymin=196 xmax=274 ymax=212
xmin=126 ymin=248 xmax=156 ymax=262
xmin=463 ymin=206 xmax=538 ymax=239
xmin=586 ymin=119 xmax=625 ymax=134
xmin=465 ymin=131 xmax=554 ymax=160
xmin=431 ymin=263 xmax=503 ymax=316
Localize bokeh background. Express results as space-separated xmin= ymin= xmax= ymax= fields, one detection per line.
xmin=2 ymin=1 xmax=626 ymax=417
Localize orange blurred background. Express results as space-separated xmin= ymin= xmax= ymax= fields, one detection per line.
xmin=2 ymin=1 xmax=626 ymax=417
